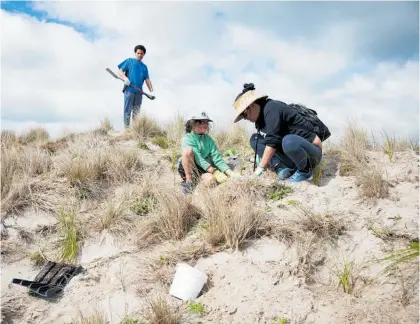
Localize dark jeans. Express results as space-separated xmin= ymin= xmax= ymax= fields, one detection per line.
xmin=250 ymin=133 xmax=322 ymax=172
xmin=123 ymin=90 xmax=143 ymax=128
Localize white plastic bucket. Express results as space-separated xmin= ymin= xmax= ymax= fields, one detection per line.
xmin=169 ymin=263 xmax=208 ymax=301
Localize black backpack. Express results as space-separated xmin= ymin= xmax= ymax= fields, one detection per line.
xmin=288 ymin=103 xmax=331 ymax=141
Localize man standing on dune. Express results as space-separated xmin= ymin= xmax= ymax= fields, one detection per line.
xmin=118 ymin=45 xmax=154 ymax=128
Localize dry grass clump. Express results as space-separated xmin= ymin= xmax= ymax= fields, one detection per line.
xmin=338 ymin=122 xmax=371 ymax=176
xmin=199 ymin=183 xmax=269 ymax=250
xmin=72 ymin=309 xmax=108 ymax=324
xmin=18 ymin=127 xmax=49 ymax=145
xmin=144 ymin=294 xmax=181 ymax=324
xmin=136 ymin=188 xmax=202 ymax=247
xmin=142 ymin=242 xmax=217 ymax=288
xmin=288 ymin=201 xmax=346 ymax=241
xmin=1 ymin=130 xmax=18 ymax=147
xmin=1 ymin=176 xmax=70 ymax=217
xmin=1 ymin=146 xmax=53 ymax=203
xmin=54 ymin=133 xmax=144 ymax=198
xmin=131 ymin=115 xmax=166 ymax=141
xmin=97 ymin=189 xmax=132 ymax=235
xmin=355 ymin=167 xmax=390 ymax=199
xmin=165 ymin=113 xmax=186 ymax=148
xmin=212 ymin=124 xmax=251 ymax=154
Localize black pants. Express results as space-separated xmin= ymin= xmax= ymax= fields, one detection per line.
xmin=178 ymin=160 xmax=208 ymax=182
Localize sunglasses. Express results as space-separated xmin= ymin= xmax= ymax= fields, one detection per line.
xmin=196 ymin=120 xmax=209 ymax=125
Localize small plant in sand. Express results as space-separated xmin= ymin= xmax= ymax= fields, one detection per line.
xmin=188 ymin=301 xmax=206 ymax=316
xmin=131 ymin=195 xmax=158 ymax=216
xmin=273 ymin=317 xmax=288 ymax=324
xmin=336 ymin=261 xmax=356 ymax=294
xmin=152 ymin=136 xmax=169 ymax=149
xmin=145 ymin=294 xmax=181 ymax=324
xmin=266 ymin=183 xmax=293 ymax=201
xmin=382 ymin=132 xmax=395 ymax=163
xmin=58 ymin=206 xmax=79 ymax=263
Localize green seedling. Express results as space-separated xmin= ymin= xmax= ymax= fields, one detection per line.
xmin=376 ymin=241 xmax=419 ymax=273
xmin=286 ymin=200 xmax=299 ymax=206
xmin=188 ymin=302 xmax=206 ymax=316
xmin=223 ymin=148 xmax=237 ymax=157
xmin=274 ymin=318 xmax=288 ymax=324
xmin=338 ymin=261 xmax=355 ymax=294
xmin=152 ymin=136 xmax=169 ymax=149
xmin=58 ymin=207 xmax=78 ymax=263
xmin=131 ymin=195 xmax=158 ymax=216
xmin=267 ymin=184 xmax=293 ymax=201
xmin=30 ymin=251 xmax=45 ymax=266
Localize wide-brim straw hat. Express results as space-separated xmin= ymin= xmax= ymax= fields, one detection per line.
xmin=232 ymin=90 xmax=268 ymax=123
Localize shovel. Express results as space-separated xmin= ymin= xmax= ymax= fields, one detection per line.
xmin=105 ymin=68 xmax=155 ymax=100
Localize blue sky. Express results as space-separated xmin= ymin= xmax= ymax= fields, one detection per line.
xmin=1 ymin=1 xmax=419 ymax=140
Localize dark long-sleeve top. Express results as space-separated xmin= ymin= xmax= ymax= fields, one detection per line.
xmin=255 ymin=99 xmax=317 ymax=150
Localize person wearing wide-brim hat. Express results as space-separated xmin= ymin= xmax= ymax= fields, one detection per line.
xmin=232 ymin=83 xmax=324 ymax=182
xmin=177 ymin=111 xmax=241 ymax=194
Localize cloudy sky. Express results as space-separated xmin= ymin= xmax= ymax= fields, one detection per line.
xmin=1 ymin=1 xmax=419 ymax=142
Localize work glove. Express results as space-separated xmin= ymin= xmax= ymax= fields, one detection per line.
xmin=150 ymin=91 xmax=155 ymax=99
xmin=254 ymin=166 xmax=265 ymax=177
xmin=123 ymin=78 xmax=131 ymax=86
xmin=213 ymin=170 xmax=228 ymax=184
xmin=225 ymin=169 xmax=241 ymax=179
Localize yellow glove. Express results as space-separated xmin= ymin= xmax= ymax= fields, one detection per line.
xmin=213 ymin=170 xmax=228 ymax=184
xmin=225 ymin=169 xmax=241 ymax=179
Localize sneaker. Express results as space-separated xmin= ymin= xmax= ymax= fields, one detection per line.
xmin=276 ymin=167 xmax=294 ymax=180
xmin=181 ymin=181 xmax=193 ymax=194
xmin=287 ymin=170 xmax=313 ymax=182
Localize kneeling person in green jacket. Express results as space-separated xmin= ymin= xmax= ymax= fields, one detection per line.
xmin=177 ymin=112 xmax=240 ymax=194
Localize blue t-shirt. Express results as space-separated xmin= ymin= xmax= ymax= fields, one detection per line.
xmin=117 ymin=58 xmax=149 ymax=93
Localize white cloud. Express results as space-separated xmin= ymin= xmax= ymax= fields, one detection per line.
xmin=1 ymin=2 xmax=418 ymax=143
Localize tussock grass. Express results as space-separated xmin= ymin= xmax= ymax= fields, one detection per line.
xmin=152 ymin=136 xmax=169 ymax=149
xmin=338 ymin=122 xmax=370 ymax=176
xmin=200 ymin=183 xmax=269 ymax=250
xmin=131 ymin=115 xmax=166 ymax=141
xmin=55 ymin=134 xmax=144 ymax=196
xmin=331 ymin=260 xmax=357 ymax=294
xmin=144 ymin=294 xmax=181 ymax=324
xmin=18 ymin=127 xmax=49 ymax=145
xmin=376 ymin=241 xmax=419 ymax=274
xmin=288 ymin=201 xmax=346 ymax=241
xmin=98 ymin=189 xmax=132 ymax=235
xmin=58 ymin=206 xmax=80 ymax=263
xmin=1 ymin=176 xmax=70 ymax=217
xmin=355 ymin=166 xmax=389 ymax=199
xmin=96 ymin=117 xmax=113 ymax=135
xmin=1 ymin=146 xmax=52 ymax=202
xmin=1 ymin=130 xmax=18 ymax=147
xmin=136 ymin=188 xmax=202 ymax=247
xmin=166 ymin=113 xmax=185 ymax=148
xmin=72 ymin=309 xmax=108 ymax=324
xmin=212 ymin=124 xmax=251 ymax=154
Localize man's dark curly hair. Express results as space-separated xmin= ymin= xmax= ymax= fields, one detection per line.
xmin=134 ymin=45 xmax=146 ymax=54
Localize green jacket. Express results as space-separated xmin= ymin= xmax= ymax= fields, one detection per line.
xmin=179 ymin=132 xmax=229 ymax=173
